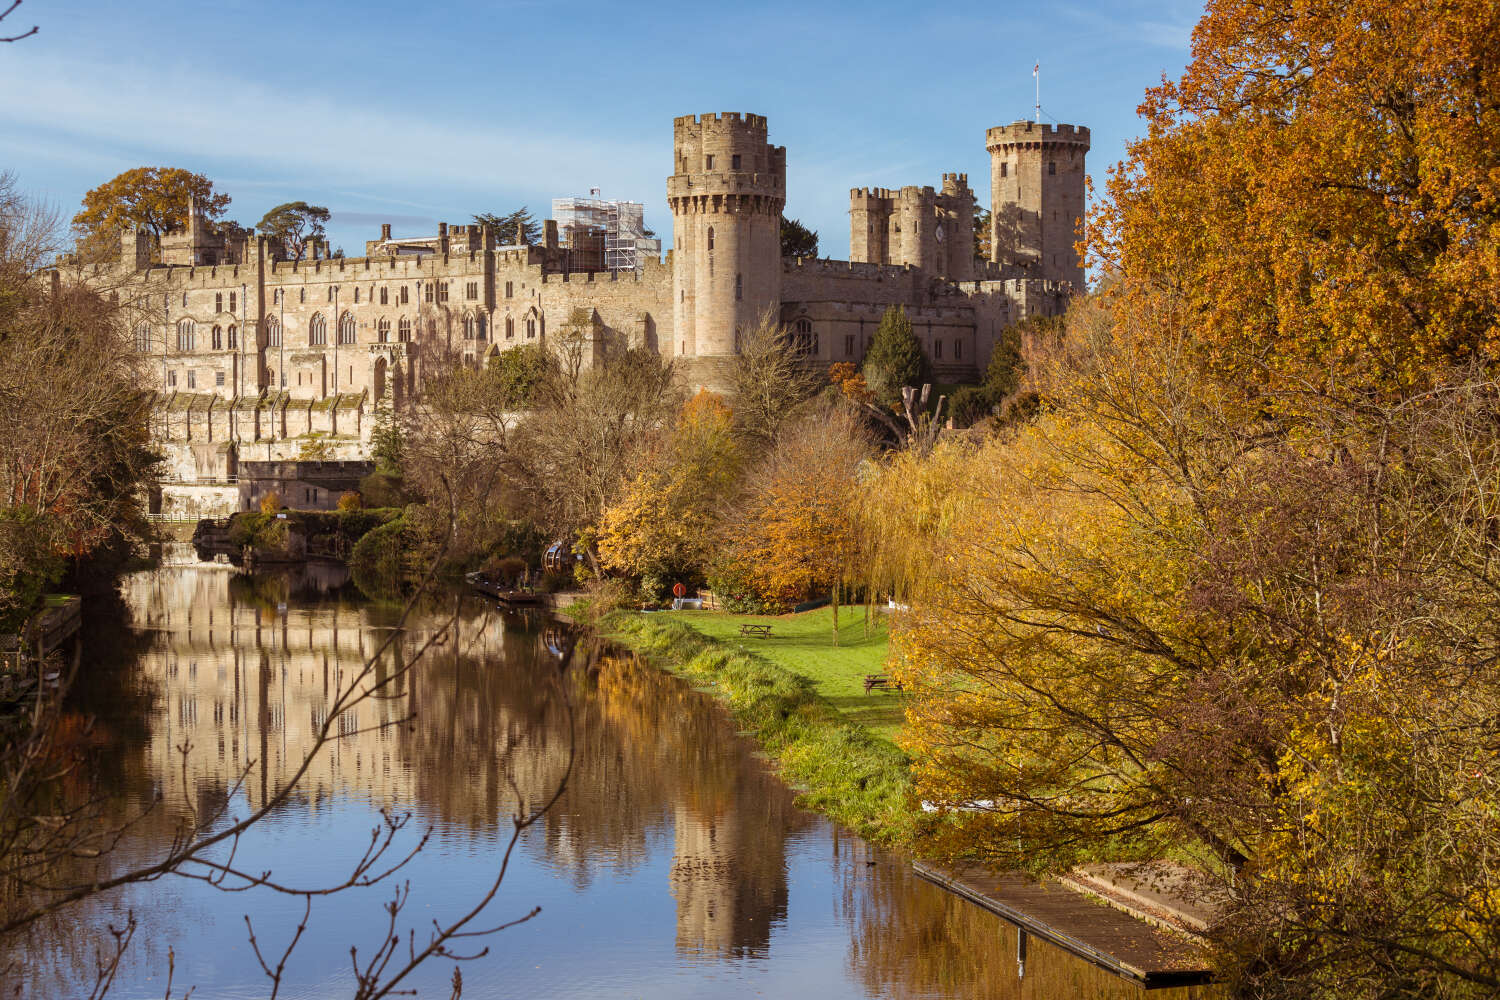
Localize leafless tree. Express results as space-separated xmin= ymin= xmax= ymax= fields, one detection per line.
xmin=0 ymin=0 xmax=37 ymax=43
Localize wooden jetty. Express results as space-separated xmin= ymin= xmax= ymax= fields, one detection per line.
xmin=464 ymin=572 xmax=546 ymax=606
xmin=913 ymin=861 xmax=1214 ymax=988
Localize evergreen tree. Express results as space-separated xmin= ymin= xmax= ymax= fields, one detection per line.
xmin=861 ymin=305 xmax=928 ymax=406
xmin=370 ymin=393 xmax=403 ymax=473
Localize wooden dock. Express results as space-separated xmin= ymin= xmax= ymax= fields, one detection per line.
xmin=913 ymin=861 xmax=1214 ymax=988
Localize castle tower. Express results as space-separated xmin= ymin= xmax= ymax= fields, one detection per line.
xmin=667 ymin=113 xmax=786 ymax=358
xmin=848 ymin=174 xmax=974 ymax=281
xmin=986 ymin=121 xmax=1090 ymax=288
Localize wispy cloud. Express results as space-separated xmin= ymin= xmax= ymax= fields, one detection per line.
xmin=0 ymin=50 xmax=662 ymax=203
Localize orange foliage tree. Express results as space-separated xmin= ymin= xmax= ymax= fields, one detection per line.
xmin=720 ymin=403 xmax=871 ymax=619
xmin=71 ymin=167 xmax=230 ymax=261
xmin=1092 ymin=0 xmax=1500 ymax=395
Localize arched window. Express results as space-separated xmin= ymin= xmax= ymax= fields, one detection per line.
xmin=176 ymin=320 xmax=195 ymax=352
xmin=227 ymin=324 xmax=237 ymax=350
xmin=134 ymin=323 xmax=150 ymax=352
xmin=264 ymin=315 xmax=281 ymax=347
xmin=353 ymin=287 xmax=361 ymax=304
xmin=211 ymin=325 xmax=223 ymax=350
xmin=380 ymin=286 xmax=388 ymax=305
xmin=377 ymin=318 xmax=390 ymax=343
xmin=792 ymin=317 xmax=816 ymax=357
xmin=397 ymin=317 xmax=411 ymax=343
xmin=505 ymin=316 xmax=514 ymax=340
xmin=525 ymin=314 xmax=536 ymax=339
xmin=309 ymin=313 xmax=327 ymax=346
xmin=462 ymin=314 xmax=475 ymax=340
xmin=328 ymin=286 xmax=336 ymax=302
xmin=476 ymin=316 xmax=486 ymax=341
xmin=706 ymin=226 xmax=715 ymax=251
xmin=338 ymin=312 xmax=356 ymax=345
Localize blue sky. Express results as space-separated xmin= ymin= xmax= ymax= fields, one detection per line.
xmin=2 ymin=0 xmax=1200 ymax=258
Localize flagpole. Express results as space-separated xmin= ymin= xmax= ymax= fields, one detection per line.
xmin=1034 ymin=61 xmax=1041 ymax=123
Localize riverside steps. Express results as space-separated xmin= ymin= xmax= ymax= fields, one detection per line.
xmin=912 ymin=861 xmax=1216 ymax=988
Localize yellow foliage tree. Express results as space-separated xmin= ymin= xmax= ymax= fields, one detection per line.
xmin=597 ymin=390 xmax=740 ymax=589
xmin=884 ymin=295 xmax=1500 ymax=997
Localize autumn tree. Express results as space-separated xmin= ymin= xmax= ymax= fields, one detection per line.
xmin=718 ymin=402 xmax=871 ymax=622
xmin=885 ymin=287 xmax=1500 ymax=998
xmin=597 ymin=390 xmax=742 ymax=596
xmin=861 ymin=306 xmax=927 ymax=408
xmin=71 ymin=167 xmax=229 ymax=262
xmin=256 ymin=201 xmax=330 ymax=261
xmin=1092 ymin=0 xmax=1500 ymax=396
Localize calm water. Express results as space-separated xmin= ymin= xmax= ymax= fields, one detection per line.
xmin=15 ymin=564 xmax=1210 ymax=999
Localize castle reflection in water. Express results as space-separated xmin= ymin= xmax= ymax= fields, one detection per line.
xmin=97 ymin=568 xmax=1211 ymax=999
xmin=121 ymin=567 xmax=803 ymax=960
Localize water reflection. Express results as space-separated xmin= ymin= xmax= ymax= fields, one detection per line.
xmin=21 ymin=568 xmax=1214 ymax=998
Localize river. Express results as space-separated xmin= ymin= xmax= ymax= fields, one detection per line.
xmin=14 ymin=564 xmax=1211 ymax=999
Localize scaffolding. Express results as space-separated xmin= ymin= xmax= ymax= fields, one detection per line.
xmin=551 ymin=190 xmax=659 ymax=273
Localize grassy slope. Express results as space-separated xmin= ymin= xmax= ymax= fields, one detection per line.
xmin=606 ymin=608 xmax=915 ymax=844
xmin=662 ymin=605 xmax=904 ymax=743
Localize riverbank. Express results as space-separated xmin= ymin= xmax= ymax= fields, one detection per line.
xmin=605 ymin=609 xmax=915 ymax=844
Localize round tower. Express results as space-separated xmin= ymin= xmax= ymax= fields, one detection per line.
xmin=667 ymin=113 xmax=786 ymax=358
xmin=985 ymin=121 xmax=1090 ymax=288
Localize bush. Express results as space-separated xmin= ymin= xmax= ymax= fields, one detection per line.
xmin=348 ymin=515 xmax=409 ymax=600
xmin=705 ymin=559 xmax=781 ymax=614
xmin=259 ymin=490 xmax=282 ymax=514
xmin=337 ymin=490 xmax=362 ymax=511
xmin=948 ymin=384 xmax=998 ymax=427
xmin=358 ymin=471 xmax=406 ymax=509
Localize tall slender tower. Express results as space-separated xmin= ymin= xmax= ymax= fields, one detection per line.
xmin=986 ymin=121 xmax=1090 ymax=288
xmin=667 ymin=113 xmax=786 ymax=358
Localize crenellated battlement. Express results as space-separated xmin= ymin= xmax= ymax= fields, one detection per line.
xmin=784 ymin=257 xmax=916 ymax=281
xmin=985 ymin=120 xmax=1091 ymax=149
xmin=673 ymin=112 xmax=769 ymax=130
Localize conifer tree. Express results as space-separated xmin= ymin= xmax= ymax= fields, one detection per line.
xmin=861 ymin=306 xmax=928 ymax=407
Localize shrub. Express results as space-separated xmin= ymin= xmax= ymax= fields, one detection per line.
xmin=337 ymin=490 xmax=362 ymax=511
xmin=259 ymin=490 xmax=282 ymax=514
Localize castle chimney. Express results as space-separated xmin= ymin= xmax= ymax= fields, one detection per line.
xmin=381 ymin=223 xmax=392 ymax=240
xmin=438 ymin=221 xmax=449 ymax=255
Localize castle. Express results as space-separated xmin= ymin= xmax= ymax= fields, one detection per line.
xmin=89 ymin=112 xmax=1089 ymax=519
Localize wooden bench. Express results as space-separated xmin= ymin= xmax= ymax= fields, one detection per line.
xmin=864 ymin=673 xmax=903 ymax=693
xmin=738 ymin=623 xmax=772 ymax=638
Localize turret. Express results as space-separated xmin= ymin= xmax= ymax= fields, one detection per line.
xmin=847 ymin=174 xmax=973 ymax=280
xmin=986 ymin=121 xmax=1090 ymax=288
xmin=667 ymin=113 xmax=786 ymax=357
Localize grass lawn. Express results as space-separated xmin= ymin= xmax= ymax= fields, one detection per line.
xmin=659 ymin=605 xmax=904 ymax=744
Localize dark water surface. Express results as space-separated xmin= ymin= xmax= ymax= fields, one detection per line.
xmin=19 ymin=565 xmax=1210 ymax=999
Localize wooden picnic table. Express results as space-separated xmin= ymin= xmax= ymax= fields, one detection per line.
xmin=738 ymin=623 xmax=772 ymax=637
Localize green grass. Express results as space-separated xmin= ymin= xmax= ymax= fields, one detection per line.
xmin=605 ymin=609 xmax=915 ymax=844
xmin=660 ymin=605 xmax=903 ymax=743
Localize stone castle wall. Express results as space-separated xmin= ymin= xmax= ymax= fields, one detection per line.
xmin=84 ymin=109 xmax=1087 ymax=517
